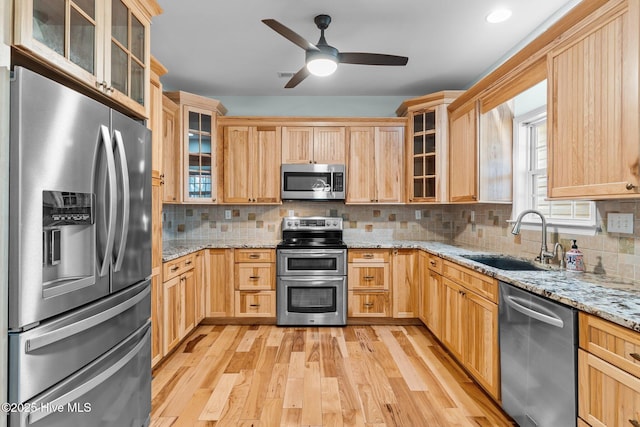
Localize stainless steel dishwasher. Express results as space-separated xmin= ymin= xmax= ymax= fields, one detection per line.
xmin=499 ymin=281 xmax=577 ymax=427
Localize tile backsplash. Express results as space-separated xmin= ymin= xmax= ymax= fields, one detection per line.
xmin=163 ymin=200 xmax=640 ymax=282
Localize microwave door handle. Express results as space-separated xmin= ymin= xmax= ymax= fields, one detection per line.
xmin=112 ymin=129 xmax=130 ymax=272
xmin=98 ymin=125 xmax=117 ymax=278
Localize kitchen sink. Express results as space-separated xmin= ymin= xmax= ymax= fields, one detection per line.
xmin=461 ymin=255 xmax=545 ymax=271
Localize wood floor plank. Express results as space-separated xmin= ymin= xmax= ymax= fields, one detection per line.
xmin=151 ymin=325 xmax=514 ymax=427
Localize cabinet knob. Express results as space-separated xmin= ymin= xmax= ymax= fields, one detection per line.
xmin=309 ymin=161 xmax=313 ymax=164
xmin=249 ymin=304 xmax=261 ymax=308
xmin=626 ymin=183 xmax=637 ymax=190
xmin=249 ymin=254 xmax=260 ymax=259
xmin=630 ymin=353 xmax=640 ymax=362
xmin=212 ymin=198 xmax=216 ymax=202
xmin=363 ymin=254 xmax=374 ymax=259
xmin=170 ymin=266 xmax=178 ymax=272
xmin=363 ymin=276 xmax=375 ymax=280
xmin=363 ymin=303 xmax=374 ymax=308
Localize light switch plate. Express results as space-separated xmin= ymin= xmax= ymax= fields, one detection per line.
xmin=288 ymin=210 xmax=295 ymax=217
xmin=224 ymin=210 xmax=232 ymax=220
xmin=415 ymin=210 xmax=421 ymax=220
xmin=607 ymin=213 xmax=634 ymax=234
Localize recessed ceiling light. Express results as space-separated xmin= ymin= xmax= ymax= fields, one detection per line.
xmin=486 ymin=9 xmax=512 ymax=24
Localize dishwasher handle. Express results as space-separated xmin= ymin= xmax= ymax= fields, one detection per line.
xmin=505 ymin=295 xmax=564 ymax=328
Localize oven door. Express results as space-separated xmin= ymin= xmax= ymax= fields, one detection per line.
xmin=277 ymin=276 xmax=347 ymax=326
xmin=277 ymin=249 xmax=346 ymax=276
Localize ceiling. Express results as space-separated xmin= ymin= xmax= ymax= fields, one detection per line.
xmin=151 ymin=0 xmax=580 ymax=97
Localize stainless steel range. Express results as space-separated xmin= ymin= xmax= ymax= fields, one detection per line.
xmin=276 ymin=217 xmax=347 ymax=326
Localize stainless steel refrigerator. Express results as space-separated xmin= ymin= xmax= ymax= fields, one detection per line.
xmin=8 ymin=66 xmax=152 ymax=427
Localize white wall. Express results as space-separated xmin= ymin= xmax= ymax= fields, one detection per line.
xmin=0 ymin=0 xmax=11 ymax=423
xmin=214 ymin=95 xmax=409 ymax=117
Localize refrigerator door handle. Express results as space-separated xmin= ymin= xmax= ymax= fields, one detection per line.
xmin=24 ymin=285 xmax=150 ymax=352
xmin=112 ymin=129 xmax=130 ymax=272
xmin=98 ymin=125 xmax=118 ymax=278
xmin=27 ymin=327 xmax=150 ymax=425
xmin=505 ymin=295 xmax=564 ymax=328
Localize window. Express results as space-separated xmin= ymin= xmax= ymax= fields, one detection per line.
xmin=512 ymin=106 xmax=596 ymax=234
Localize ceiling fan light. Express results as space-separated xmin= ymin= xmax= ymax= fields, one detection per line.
xmin=306 ymin=54 xmax=338 ymax=77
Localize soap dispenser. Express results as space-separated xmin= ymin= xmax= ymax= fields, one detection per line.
xmin=565 ymin=240 xmax=585 ymax=272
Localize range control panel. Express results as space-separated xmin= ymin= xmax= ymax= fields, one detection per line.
xmin=282 ymin=216 xmax=343 ymax=231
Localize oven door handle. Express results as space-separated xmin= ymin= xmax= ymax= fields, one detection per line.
xmin=280 ymin=277 xmax=345 ymax=282
xmin=278 ymin=249 xmax=346 ymax=256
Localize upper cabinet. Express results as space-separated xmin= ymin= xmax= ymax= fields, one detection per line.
xmin=397 ymin=91 xmax=463 ymax=203
xmin=478 ymin=101 xmax=513 ymax=203
xmin=223 ymin=126 xmax=282 ymax=204
xmin=448 ymin=100 xmax=478 ymax=203
xmin=282 ymin=126 xmax=346 ymax=164
xmin=161 ymin=94 xmax=180 ymax=203
xmin=164 ymin=91 xmax=227 ymax=204
xmin=13 ymin=0 xmax=162 ymax=119
xmin=347 ymin=126 xmax=404 ymax=204
xmin=547 ymin=0 xmax=640 ymax=199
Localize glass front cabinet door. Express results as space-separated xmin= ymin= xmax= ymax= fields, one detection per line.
xmin=14 ymin=0 xmax=161 ymax=118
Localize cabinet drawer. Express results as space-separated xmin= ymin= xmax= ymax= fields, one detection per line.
xmin=235 ymin=249 xmax=275 ymax=263
xmin=234 ymin=291 xmax=275 ymax=317
xmin=348 ymin=264 xmax=389 ymax=290
xmin=348 ymin=291 xmax=389 ymax=317
xmin=163 ymin=254 xmax=195 ymax=281
xmin=442 ymin=260 xmax=498 ymax=303
xmin=578 ymin=349 xmax=640 ymax=427
xmin=427 ymin=254 xmax=443 ymax=274
xmin=580 ymin=313 xmax=640 ymax=378
xmin=348 ymin=249 xmax=390 ymax=263
xmin=235 ymin=263 xmax=275 ymax=290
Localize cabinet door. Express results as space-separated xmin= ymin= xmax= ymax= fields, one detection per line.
xmin=449 ymin=101 xmax=478 ymax=202
xmin=348 ymin=292 xmax=389 ymax=317
xmin=162 ymin=95 xmax=181 ymax=203
xmin=253 ymin=126 xmax=281 ymax=203
xmin=348 ymin=263 xmax=389 ymax=290
xmin=207 ymin=249 xmax=234 ymax=317
xmin=548 ymin=2 xmax=640 ymax=199
xmin=151 ymin=272 xmax=163 ymax=367
xmin=149 ymin=57 xmax=165 ymax=177
xmin=235 ymin=291 xmax=276 ymax=317
xmin=223 ymin=126 xmax=252 ymax=203
xmin=464 ymin=291 xmax=500 ymax=400
xmin=313 ymin=127 xmax=346 ymax=164
xmin=441 ymin=278 xmax=464 ymax=361
xmin=183 ymin=106 xmax=217 ymax=203
xmin=282 ymin=127 xmax=313 ymax=164
xmin=346 ymin=127 xmax=375 ymax=203
xmin=418 ymin=251 xmax=429 ymax=324
xmin=194 ymin=251 xmax=207 ymax=323
xmin=162 ymin=275 xmax=181 ymax=355
xmin=425 ymin=269 xmax=443 ymax=339
xmin=392 ymin=249 xmax=418 ymax=318
xmin=235 ymin=263 xmax=274 ymax=290
xmin=151 ymin=178 xmax=162 ymax=273
xmin=579 ymin=350 xmax=640 ymax=426
xmin=375 ymin=127 xmax=404 ymax=203
xmin=181 ymin=269 xmax=196 ymax=338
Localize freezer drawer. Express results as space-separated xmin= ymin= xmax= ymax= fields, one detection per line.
xmin=9 ymin=322 xmax=151 ymax=427
xmin=9 ymin=280 xmax=150 ymax=403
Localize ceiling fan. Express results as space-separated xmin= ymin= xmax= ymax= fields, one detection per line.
xmin=262 ymin=14 xmax=409 ymax=88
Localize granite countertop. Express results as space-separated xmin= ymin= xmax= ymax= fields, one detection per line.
xmin=162 ymin=238 xmax=640 ymax=332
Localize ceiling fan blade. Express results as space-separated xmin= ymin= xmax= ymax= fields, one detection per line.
xmin=285 ymin=66 xmax=310 ymax=89
xmin=262 ymin=19 xmax=320 ymax=51
xmin=339 ymin=52 xmax=408 ymax=66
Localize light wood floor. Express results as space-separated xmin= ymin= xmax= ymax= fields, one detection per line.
xmin=151 ymin=324 xmax=515 ymax=427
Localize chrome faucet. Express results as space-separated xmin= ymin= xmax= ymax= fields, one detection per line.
xmin=511 ymin=209 xmax=555 ymax=264
xmin=553 ymin=242 xmax=565 ymax=269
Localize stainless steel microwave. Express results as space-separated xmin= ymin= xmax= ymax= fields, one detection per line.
xmin=281 ymin=164 xmax=345 ymax=200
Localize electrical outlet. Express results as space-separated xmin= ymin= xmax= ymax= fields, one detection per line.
xmin=470 ymin=210 xmax=475 ymax=223
xmin=415 ymin=210 xmax=422 ymax=220
xmin=607 ymin=213 xmax=634 ymax=234
xmin=288 ymin=210 xmax=295 ymax=217
xmin=224 ymin=210 xmax=232 ymax=220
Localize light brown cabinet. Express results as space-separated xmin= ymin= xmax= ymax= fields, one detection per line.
xmin=346 ymin=127 xmax=404 ymax=204
xmin=233 ymin=249 xmax=276 ymax=318
xmin=164 ymin=91 xmax=226 ymax=204
xmin=347 ymin=249 xmax=390 ymax=317
xmin=161 ymin=95 xmax=181 ymax=203
xmin=419 ymin=253 xmax=443 ymax=338
xmin=547 ymin=0 xmax=640 ymax=199
xmin=13 ymin=0 xmax=161 ymax=119
xmin=579 ymin=312 xmax=640 ymax=426
xmin=440 ymin=260 xmax=500 ymax=400
xmin=397 ymin=91 xmax=462 ymax=203
xmin=162 ymin=254 xmax=196 ymax=355
xmin=194 ymin=251 xmax=207 ymax=324
xmin=207 ymin=249 xmax=234 ymax=317
xmin=282 ymin=126 xmax=345 ymax=164
xmin=150 ymin=272 xmax=163 ymax=367
xmin=223 ymin=126 xmax=281 ymax=204
xmin=448 ymin=100 xmax=478 ymax=203
xmin=392 ymin=249 xmax=418 ymax=318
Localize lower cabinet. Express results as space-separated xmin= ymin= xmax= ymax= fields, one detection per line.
xmin=161 ymin=253 xmax=196 ymax=356
xmin=347 ymin=249 xmax=390 ymax=318
xmin=207 ymin=249 xmax=234 ymax=317
xmin=150 ymin=272 xmax=163 ymax=367
xmin=234 ymin=249 xmax=276 ymax=318
xmin=420 ymin=253 xmax=443 ymax=339
xmin=235 ymin=291 xmax=276 ymax=317
xmin=579 ymin=313 xmax=640 ymax=426
xmin=392 ymin=249 xmax=419 ymax=318
xmin=348 ymin=292 xmax=389 ymax=317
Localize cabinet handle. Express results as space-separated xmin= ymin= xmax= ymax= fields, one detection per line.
xmin=363 ymin=276 xmax=375 ymax=280
xmin=309 ymin=161 xmax=313 ymax=164
xmin=248 ymin=254 xmax=260 ymax=259
xmin=212 ymin=198 xmax=216 ymax=202
xmin=363 ymin=303 xmax=374 ymax=308
xmin=363 ymin=254 xmax=374 ymax=259
xmin=249 ymin=276 xmax=260 ymax=280
xmin=429 ymin=261 xmax=436 ymax=266
xmin=249 ymin=304 xmax=261 ymax=308
xmin=630 ymin=353 xmax=640 ymax=362
xmin=170 ymin=266 xmax=178 ymax=272
xmin=628 ymin=420 xmax=640 ymax=427
xmin=626 ymin=183 xmax=638 ymax=190
xmin=185 ymin=260 xmax=192 ymax=265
